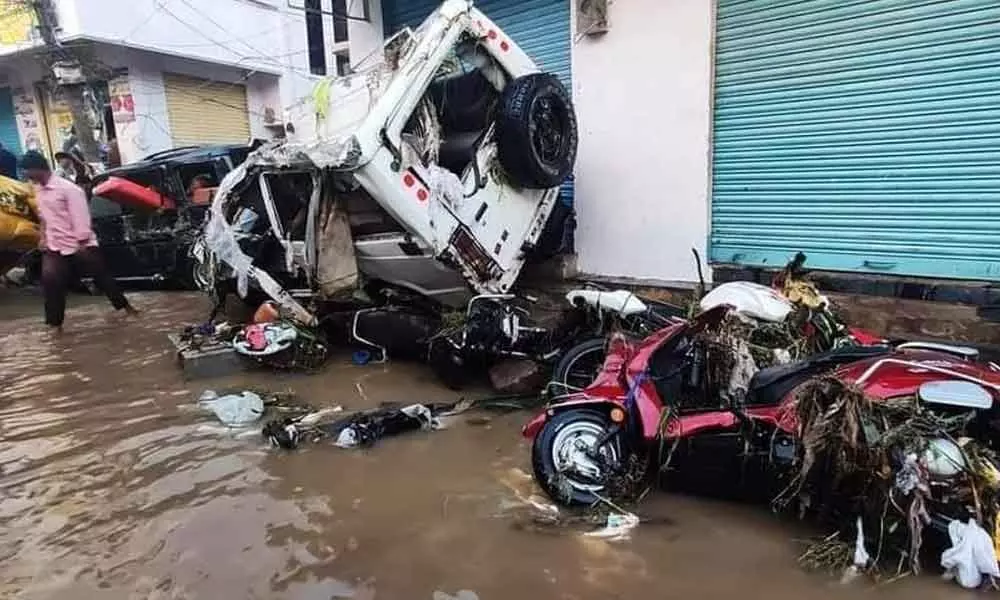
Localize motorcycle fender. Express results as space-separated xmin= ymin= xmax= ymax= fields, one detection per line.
xmin=521 ymin=412 xmax=548 ymax=440
xmin=521 ymin=397 xmax=627 ymax=440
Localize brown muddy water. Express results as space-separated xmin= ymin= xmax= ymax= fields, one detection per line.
xmin=0 ymin=290 xmax=977 ymax=599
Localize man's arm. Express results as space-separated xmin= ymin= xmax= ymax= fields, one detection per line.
xmin=64 ymin=182 xmax=93 ymax=246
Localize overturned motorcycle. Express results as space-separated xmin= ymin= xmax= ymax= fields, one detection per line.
xmin=523 ymin=305 xmax=1000 ymax=575
xmin=548 ymin=252 xmax=883 ymax=395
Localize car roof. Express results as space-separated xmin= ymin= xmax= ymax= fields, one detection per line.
xmin=95 ymin=144 xmax=251 ymax=183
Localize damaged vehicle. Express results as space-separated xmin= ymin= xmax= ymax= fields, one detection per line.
xmin=524 ymin=304 xmax=1000 ymax=576
xmin=194 ymin=0 xmax=578 ymax=336
xmin=21 ymin=143 xmax=257 ymax=287
xmin=549 ymin=253 xmax=885 ymax=393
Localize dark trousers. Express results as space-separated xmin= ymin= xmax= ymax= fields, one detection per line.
xmin=41 ymin=248 xmax=130 ymax=327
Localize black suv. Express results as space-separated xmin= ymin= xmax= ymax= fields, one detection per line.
xmin=77 ymin=143 xmax=254 ymax=287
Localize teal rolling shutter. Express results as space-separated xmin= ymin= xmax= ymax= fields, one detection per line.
xmin=381 ymin=0 xmax=573 ymax=204
xmin=712 ymin=0 xmax=1000 ymax=280
xmin=0 ymin=88 xmax=22 ymax=157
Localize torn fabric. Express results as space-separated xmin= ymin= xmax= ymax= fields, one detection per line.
xmin=315 ymin=191 xmax=358 ymax=298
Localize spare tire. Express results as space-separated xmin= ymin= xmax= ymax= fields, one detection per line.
xmin=496 ymin=73 xmax=578 ymax=189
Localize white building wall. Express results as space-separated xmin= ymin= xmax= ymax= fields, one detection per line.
xmin=89 ymin=47 xmax=283 ymax=162
xmin=349 ymin=0 xmax=387 ymax=67
xmin=571 ymin=0 xmax=715 ymax=286
xmin=70 ymin=0 xmax=314 ymax=101
xmin=121 ymin=65 xmax=172 ymax=162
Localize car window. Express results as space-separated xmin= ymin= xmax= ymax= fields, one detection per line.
xmin=263 ymin=172 xmax=313 ymax=241
xmin=229 ymin=148 xmax=250 ymax=167
xmin=179 ymin=162 xmax=221 ymax=194
xmin=90 ymin=195 xmax=122 ymax=218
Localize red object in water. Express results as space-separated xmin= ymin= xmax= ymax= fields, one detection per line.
xmin=93 ymin=176 xmax=173 ymax=211
xmin=253 ymin=301 xmax=279 ymax=324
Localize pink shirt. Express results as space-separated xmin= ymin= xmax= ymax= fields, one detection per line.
xmin=35 ymin=174 xmax=98 ymax=255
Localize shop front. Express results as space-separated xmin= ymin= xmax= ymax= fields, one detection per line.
xmin=711 ymin=0 xmax=1000 ymax=281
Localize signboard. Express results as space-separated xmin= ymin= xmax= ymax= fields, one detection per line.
xmin=0 ymin=1 xmax=36 ymax=47
xmin=109 ymin=76 xmax=135 ymax=123
xmin=11 ymin=87 xmax=45 ymax=153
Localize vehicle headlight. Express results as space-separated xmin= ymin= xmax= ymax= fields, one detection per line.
xmin=923 ymin=438 xmax=967 ymax=478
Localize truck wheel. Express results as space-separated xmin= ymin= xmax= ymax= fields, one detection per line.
xmin=496 ymin=73 xmax=578 ymax=189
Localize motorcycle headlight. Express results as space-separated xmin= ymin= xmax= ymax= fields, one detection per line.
xmin=923 ymin=438 xmax=967 ymax=478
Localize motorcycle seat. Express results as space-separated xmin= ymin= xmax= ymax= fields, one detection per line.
xmin=745 ymin=345 xmax=892 ymax=407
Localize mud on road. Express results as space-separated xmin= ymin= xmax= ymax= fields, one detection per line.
xmin=0 ymin=290 xmax=975 ymax=599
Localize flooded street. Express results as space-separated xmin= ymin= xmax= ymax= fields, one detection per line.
xmin=0 ymin=291 xmax=975 ymax=599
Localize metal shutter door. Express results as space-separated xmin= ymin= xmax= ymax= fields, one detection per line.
xmin=0 ymin=88 xmax=22 ymax=155
xmin=712 ymin=0 xmax=1000 ymax=280
xmin=381 ymin=0 xmax=574 ymax=204
xmin=382 ymin=0 xmax=570 ymax=83
xmin=163 ymin=73 xmax=251 ymax=146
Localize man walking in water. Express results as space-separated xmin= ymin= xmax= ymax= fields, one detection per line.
xmin=19 ymin=151 xmax=137 ymax=332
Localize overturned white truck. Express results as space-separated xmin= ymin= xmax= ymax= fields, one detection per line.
xmin=192 ymin=0 xmax=578 ymax=325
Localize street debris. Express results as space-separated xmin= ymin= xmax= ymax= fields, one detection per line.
xmin=432 ymin=591 xmax=479 ymax=600
xmin=941 ymin=519 xmax=1000 ymax=589
xmin=333 ymin=404 xmax=441 ymax=449
xmin=179 ymin=321 xmax=238 ymax=352
xmin=232 ymin=320 xmax=329 ymax=370
xmin=782 ymin=375 xmax=1000 ymax=587
xmin=198 ymin=390 xmax=264 ymax=427
xmin=263 ymin=402 xmax=451 ymax=450
xmin=583 ymin=512 xmax=641 ymax=542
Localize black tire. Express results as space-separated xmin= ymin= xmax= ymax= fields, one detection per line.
xmin=496 ymin=73 xmax=578 ymax=189
xmin=531 ymin=409 xmax=618 ymax=506
xmin=551 ymin=338 xmax=607 ymax=394
xmin=428 ymin=337 xmax=469 ymax=390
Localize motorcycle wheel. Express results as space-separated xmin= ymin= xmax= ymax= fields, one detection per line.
xmin=551 ymin=338 xmax=607 ymax=394
xmin=531 ymin=409 xmax=619 ymax=506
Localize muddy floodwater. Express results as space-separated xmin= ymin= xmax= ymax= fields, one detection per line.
xmin=0 ymin=290 xmax=977 ymax=599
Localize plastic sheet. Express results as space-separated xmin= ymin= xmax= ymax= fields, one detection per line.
xmin=941 ymin=519 xmax=1000 ymax=589
xmin=199 ymin=391 xmax=264 ymax=427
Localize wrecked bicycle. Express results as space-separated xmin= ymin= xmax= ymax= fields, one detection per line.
xmin=524 ymin=304 xmax=1000 ymax=568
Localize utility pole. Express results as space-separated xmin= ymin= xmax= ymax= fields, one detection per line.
xmin=29 ymin=0 xmax=102 ymax=162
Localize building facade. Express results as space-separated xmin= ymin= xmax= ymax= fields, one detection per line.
xmin=0 ymin=0 xmax=382 ymax=165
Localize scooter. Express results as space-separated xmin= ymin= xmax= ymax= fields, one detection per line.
xmin=523 ymin=305 xmax=1000 ymax=545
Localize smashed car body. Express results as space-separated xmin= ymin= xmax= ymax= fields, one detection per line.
xmin=194 ymin=0 xmax=578 ymax=325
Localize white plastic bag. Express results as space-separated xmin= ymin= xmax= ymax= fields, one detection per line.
xmin=200 ymin=391 xmax=264 ymax=427
xmin=940 ymin=519 xmax=1000 ymax=589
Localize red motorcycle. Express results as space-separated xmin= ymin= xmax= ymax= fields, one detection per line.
xmin=523 ymin=306 xmax=1000 ymax=527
